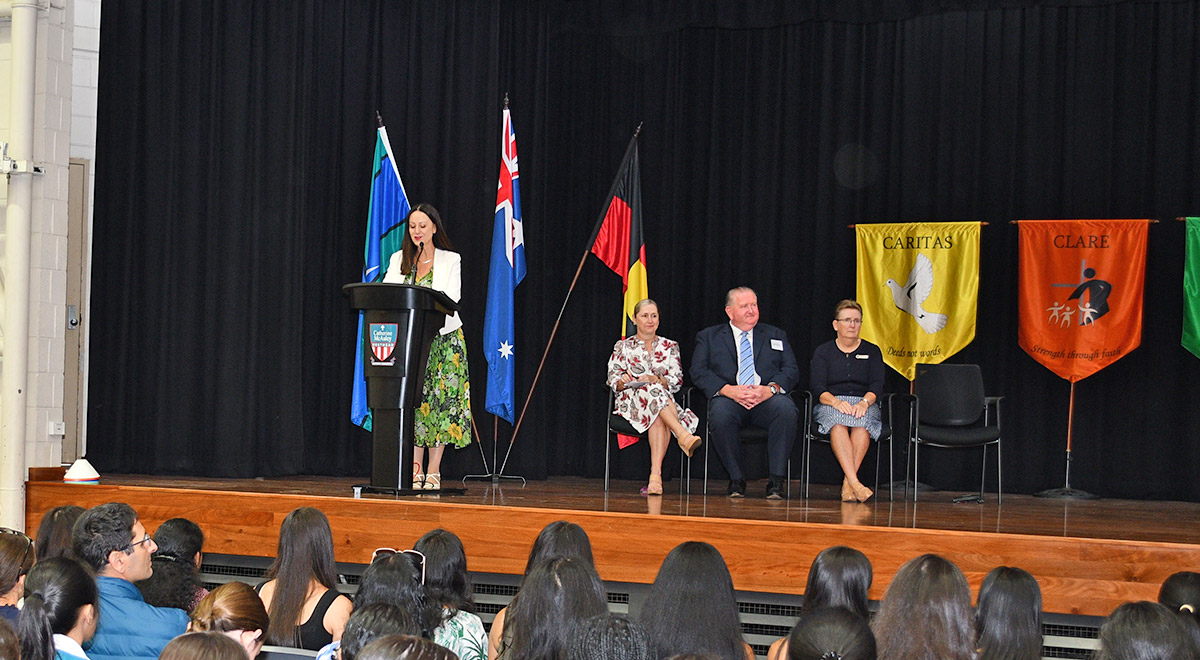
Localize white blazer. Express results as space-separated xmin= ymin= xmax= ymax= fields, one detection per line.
xmin=383 ymin=248 xmax=463 ymax=336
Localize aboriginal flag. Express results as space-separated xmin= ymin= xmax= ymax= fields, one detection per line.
xmin=589 ymin=135 xmax=647 ymax=337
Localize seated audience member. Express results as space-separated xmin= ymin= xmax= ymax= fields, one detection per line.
xmin=256 ymin=507 xmax=352 ymax=649
xmin=159 ymin=632 xmax=248 ymax=660
xmin=768 ymin=546 xmax=873 ymax=660
xmin=189 ymin=582 xmax=270 ymax=658
xmin=357 ymin=635 xmax=457 ymax=660
xmin=137 ymin=517 xmax=207 ymax=613
xmin=0 ymin=618 xmax=18 ymax=660
xmin=785 ymin=607 xmax=875 ymax=660
xmin=607 ymin=298 xmax=702 ymax=495
xmin=17 ymin=557 xmax=98 ymax=660
xmin=336 ymin=604 xmax=419 ymax=660
xmin=487 ymin=521 xmax=594 ymax=660
xmin=567 ymin=613 xmax=652 ymax=660
xmin=690 ymin=287 xmax=800 ymax=499
xmin=1091 ymin=601 xmax=1199 ymax=660
xmin=809 ymin=300 xmax=885 ymax=503
xmin=0 ymin=527 xmax=35 ymax=626
xmin=414 ymin=529 xmax=488 ymax=660
xmin=354 ymin=550 xmax=440 ymax=637
xmin=975 ymin=566 xmax=1043 ymax=660
xmin=871 ymin=554 xmax=974 ymax=660
xmin=1158 ymin=571 xmax=1200 ymax=650
xmin=72 ymin=502 xmax=189 ymax=660
xmin=638 ymin=541 xmax=752 ymax=660
xmin=495 ymin=557 xmax=608 ymax=660
xmin=36 ymin=506 xmax=85 ymax=562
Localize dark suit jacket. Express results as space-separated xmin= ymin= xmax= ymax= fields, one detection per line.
xmin=690 ymin=322 xmax=801 ymax=400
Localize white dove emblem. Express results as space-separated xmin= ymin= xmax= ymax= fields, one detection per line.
xmin=885 ymin=253 xmax=948 ymax=334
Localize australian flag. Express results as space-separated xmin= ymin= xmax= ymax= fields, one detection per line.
xmin=483 ymin=105 xmax=526 ymax=423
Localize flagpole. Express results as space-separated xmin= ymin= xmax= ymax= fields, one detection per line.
xmin=1035 ymin=380 xmax=1098 ymax=499
xmin=498 ymin=124 xmax=642 ymax=473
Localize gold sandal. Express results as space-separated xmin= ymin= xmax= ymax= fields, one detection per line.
xmin=413 ymin=462 xmax=425 ymax=489
xmin=423 ymin=473 xmax=441 ymax=490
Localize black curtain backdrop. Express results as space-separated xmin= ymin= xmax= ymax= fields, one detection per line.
xmin=89 ymin=0 xmax=1200 ymax=500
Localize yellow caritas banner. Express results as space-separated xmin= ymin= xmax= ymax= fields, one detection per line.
xmin=856 ymin=222 xmax=981 ymax=380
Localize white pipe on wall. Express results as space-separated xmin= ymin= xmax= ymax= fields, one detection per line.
xmin=1 ymin=0 xmax=40 ymax=531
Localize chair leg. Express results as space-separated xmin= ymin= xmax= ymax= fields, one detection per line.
xmin=604 ymin=430 xmax=611 ymax=493
xmin=979 ymin=444 xmax=987 ymax=502
xmin=703 ymin=417 xmax=710 ymax=496
xmin=996 ymin=440 xmax=1002 ymax=505
xmin=913 ymin=440 xmax=920 ymax=502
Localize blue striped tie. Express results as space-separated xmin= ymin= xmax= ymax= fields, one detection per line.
xmin=737 ymin=331 xmax=754 ymax=385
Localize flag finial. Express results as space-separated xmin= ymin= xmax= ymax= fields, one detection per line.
xmin=503 ymin=93 xmax=509 ymax=109
xmin=375 ymin=111 xmax=384 ymax=128
xmin=634 ymin=122 xmax=643 ymax=138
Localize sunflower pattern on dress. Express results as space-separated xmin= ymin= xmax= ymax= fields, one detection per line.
xmin=414 ymin=269 xmax=472 ymax=448
xmin=606 ymin=336 xmax=698 ymax=436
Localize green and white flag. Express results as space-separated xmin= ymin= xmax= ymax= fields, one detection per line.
xmin=1184 ymin=217 xmax=1200 ymax=359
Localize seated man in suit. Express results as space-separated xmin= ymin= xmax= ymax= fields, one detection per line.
xmin=690 ymin=287 xmax=800 ymax=498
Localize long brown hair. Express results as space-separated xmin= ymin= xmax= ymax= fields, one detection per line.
xmin=0 ymin=529 xmax=34 ymax=596
xmin=261 ymin=507 xmax=340 ymax=646
xmin=399 ymin=203 xmax=454 ymax=275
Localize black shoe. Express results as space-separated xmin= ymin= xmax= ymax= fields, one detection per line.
xmin=727 ymin=479 xmax=746 ymax=497
xmin=766 ymin=478 xmax=785 ymax=500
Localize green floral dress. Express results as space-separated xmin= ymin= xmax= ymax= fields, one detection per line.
xmin=414 ymin=269 xmax=472 ymax=448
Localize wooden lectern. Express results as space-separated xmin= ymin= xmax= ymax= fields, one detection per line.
xmin=343 ymin=282 xmax=466 ymax=495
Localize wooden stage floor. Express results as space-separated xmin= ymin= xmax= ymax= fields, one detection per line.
xmin=25 ymin=474 xmax=1200 ymax=617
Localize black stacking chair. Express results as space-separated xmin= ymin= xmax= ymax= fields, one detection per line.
xmin=604 ymin=386 xmax=694 ymax=493
xmin=907 ymin=363 xmax=1003 ymax=503
xmin=801 ymin=392 xmax=911 ymax=501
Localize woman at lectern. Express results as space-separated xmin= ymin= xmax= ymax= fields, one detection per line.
xmin=382 ymin=203 xmax=473 ymax=491
xmin=606 ymin=299 xmax=701 ymax=496
xmin=809 ymin=300 xmax=884 ymax=503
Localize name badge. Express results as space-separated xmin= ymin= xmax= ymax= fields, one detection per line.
xmin=770 ymin=339 xmax=784 ymax=351
xmin=855 ymin=354 xmax=869 ymax=360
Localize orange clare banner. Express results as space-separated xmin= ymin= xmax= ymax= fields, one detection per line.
xmin=1017 ymin=219 xmax=1150 ymax=383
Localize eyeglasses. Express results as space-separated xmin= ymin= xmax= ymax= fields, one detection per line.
xmin=122 ymin=533 xmax=153 ymax=554
xmin=1 ymin=528 xmax=34 ymax=574
xmin=372 ymin=547 xmax=426 ymax=585
xmin=835 ymin=318 xmax=862 ymax=325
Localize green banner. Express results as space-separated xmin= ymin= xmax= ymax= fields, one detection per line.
xmin=1185 ymin=218 xmax=1200 ymax=359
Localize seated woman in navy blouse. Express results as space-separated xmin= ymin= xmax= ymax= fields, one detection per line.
xmin=810 ymin=300 xmax=884 ymax=503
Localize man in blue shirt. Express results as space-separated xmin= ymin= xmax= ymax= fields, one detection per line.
xmin=73 ymin=503 xmax=188 ymax=660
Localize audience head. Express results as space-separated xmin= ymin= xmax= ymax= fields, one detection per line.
xmin=414 ymin=528 xmax=476 ymax=616
xmin=567 ymin=614 xmax=652 ymax=660
xmin=35 ymin=505 xmax=84 ymax=562
xmin=356 ymin=551 xmax=438 ymax=639
xmin=17 ymin=557 xmax=99 ymax=660
xmin=263 ymin=506 xmax=339 ymax=646
xmin=503 ymin=556 xmax=608 ymax=660
xmin=724 ymin=287 xmax=758 ymax=331
xmin=871 ymin=554 xmax=974 ymax=660
xmin=0 ymin=527 xmax=35 ymax=604
xmin=786 ymin=607 xmax=876 ymax=660
xmin=357 ymin=635 xmax=456 ymax=660
xmin=340 ymin=604 xmax=420 ymax=660
xmin=1158 ymin=571 xmax=1200 ymax=649
xmin=0 ymin=618 xmax=17 ymax=660
xmin=1094 ymin=602 xmax=1195 ymax=660
xmin=802 ymin=546 xmax=873 ymax=620
xmin=638 ymin=541 xmax=745 ymax=660
xmin=1093 ymin=600 xmax=1198 ymax=660
xmin=975 ymin=566 xmax=1042 ymax=660
xmin=160 ymin=631 xmax=249 ymax=660
xmin=72 ymin=502 xmax=156 ymax=580
xmin=137 ymin=517 xmax=207 ymax=612
xmin=524 ymin=521 xmax=594 ymax=575
xmin=190 ymin=581 xmax=270 ymax=658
